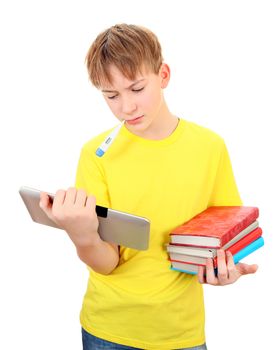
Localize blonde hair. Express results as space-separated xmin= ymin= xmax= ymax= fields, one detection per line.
xmin=86 ymin=24 xmax=163 ymax=88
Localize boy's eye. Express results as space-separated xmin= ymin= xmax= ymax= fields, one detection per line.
xmin=132 ymin=87 xmax=144 ymax=92
xmin=106 ymin=87 xmax=144 ymax=99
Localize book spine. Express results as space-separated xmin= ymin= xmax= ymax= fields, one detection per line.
xmin=233 ymin=236 xmax=264 ymax=264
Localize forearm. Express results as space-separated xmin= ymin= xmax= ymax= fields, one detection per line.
xmin=76 ymin=235 xmax=119 ymax=275
xmin=39 ymin=189 xmax=119 ymax=274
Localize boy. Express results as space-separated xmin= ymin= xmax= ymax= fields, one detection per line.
xmin=40 ymin=24 xmax=258 ymax=349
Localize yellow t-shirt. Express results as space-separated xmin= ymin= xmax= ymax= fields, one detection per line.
xmin=75 ymin=119 xmax=242 ymax=349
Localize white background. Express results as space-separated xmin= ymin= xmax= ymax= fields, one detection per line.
xmin=1 ymin=0 xmax=275 ymax=349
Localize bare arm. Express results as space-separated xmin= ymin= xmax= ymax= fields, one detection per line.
xmin=76 ymin=238 xmax=119 ymax=275
xmin=40 ymin=188 xmax=119 ymax=275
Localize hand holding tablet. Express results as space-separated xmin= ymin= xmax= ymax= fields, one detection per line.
xmin=39 ymin=188 xmax=101 ymax=249
xmin=19 ymin=186 xmax=150 ymax=250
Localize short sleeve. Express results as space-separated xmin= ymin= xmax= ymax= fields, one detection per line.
xmin=75 ymin=146 xmax=110 ymax=208
xmin=209 ymin=141 xmax=243 ymax=206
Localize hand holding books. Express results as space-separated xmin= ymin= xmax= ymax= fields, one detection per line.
xmin=167 ymin=206 xmax=263 ymax=285
xmin=198 ymin=249 xmax=259 ymax=286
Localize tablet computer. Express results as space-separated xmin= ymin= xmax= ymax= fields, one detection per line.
xmin=19 ymin=186 xmax=150 ymax=250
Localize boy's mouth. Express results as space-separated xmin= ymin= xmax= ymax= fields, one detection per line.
xmin=126 ymin=115 xmax=144 ymax=125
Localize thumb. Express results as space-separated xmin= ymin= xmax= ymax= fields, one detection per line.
xmin=39 ymin=192 xmax=53 ymax=218
xmin=237 ymin=262 xmax=259 ymax=275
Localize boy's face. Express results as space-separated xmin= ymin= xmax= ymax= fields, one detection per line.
xmin=101 ymin=64 xmax=169 ymax=137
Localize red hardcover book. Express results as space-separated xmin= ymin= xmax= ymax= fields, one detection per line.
xmin=170 ymin=206 xmax=259 ymax=248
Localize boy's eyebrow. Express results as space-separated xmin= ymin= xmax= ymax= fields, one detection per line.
xmin=102 ymin=79 xmax=146 ymax=93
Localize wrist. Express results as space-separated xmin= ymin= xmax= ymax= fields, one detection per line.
xmin=75 ymin=232 xmax=102 ymax=251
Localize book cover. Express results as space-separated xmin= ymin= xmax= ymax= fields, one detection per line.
xmin=170 ymin=206 xmax=259 ymax=248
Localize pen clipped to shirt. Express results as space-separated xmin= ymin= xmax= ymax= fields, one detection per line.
xmin=95 ymin=120 xmax=125 ymax=157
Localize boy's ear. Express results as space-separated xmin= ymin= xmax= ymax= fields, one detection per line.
xmin=159 ymin=63 xmax=170 ymax=88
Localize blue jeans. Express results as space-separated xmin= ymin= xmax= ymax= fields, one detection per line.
xmin=82 ymin=328 xmax=207 ymax=350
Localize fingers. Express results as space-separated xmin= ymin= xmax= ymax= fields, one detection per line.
xmin=225 ymin=251 xmax=240 ymax=281
xmin=55 ymin=188 xmax=96 ymax=208
xmin=85 ymin=195 xmax=97 ymax=209
xmin=62 ymin=188 xmax=77 ymax=206
xmin=39 ymin=192 xmax=50 ymax=209
xmin=200 ymin=250 xmax=259 ymax=286
xmin=54 ymin=189 xmax=66 ymax=206
xmin=204 ymin=251 xmax=229 ymax=286
xmin=198 ymin=265 xmax=206 ymax=284
xmin=39 ymin=187 xmax=99 ymax=240
xmin=39 ymin=192 xmax=55 ymax=221
xmin=205 ymin=258 xmax=218 ymax=285
xmin=39 ymin=189 xmax=80 ymax=212
xmin=216 ymin=250 xmax=229 ymax=285
xmin=45 ymin=187 xmax=96 ymax=210
xmin=75 ymin=189 xmax=88 ymax=207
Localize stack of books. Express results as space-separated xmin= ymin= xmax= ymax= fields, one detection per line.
xmin=167 ymin=206 xmax=264 ymax=274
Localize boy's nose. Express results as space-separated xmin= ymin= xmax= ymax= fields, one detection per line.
xmin=121 ymin=98 xmax=137 ymax=115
